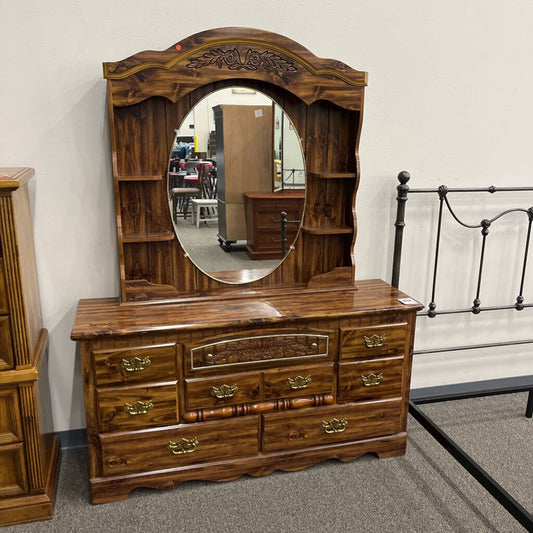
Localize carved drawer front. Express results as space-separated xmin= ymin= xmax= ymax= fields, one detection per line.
xmin=0 ymin=387 xmax=23 ymax=444
xmin=263 ymin=363 xmax=334 ymax=400
xmin=0 ymin=443 xmax=28 ymax=497
xmin=99 ymin=416 xmax=259 ymax=476
xmin=338 ymin=356 xmax=404 ymax=403
xmin=340 ymin=323 xmax=407 ymax=360
xmin=97 ymin=383 xmax=178 ymax=432
xmin=262 ymin=400 xmax=402 ymax=453
xmin=93 ymin=343 xmax=177 ymax=387
xmin=185 ymin=371 xmax=261 ymax=410
xmin=189 ymin=331 xmax=329 ymax=370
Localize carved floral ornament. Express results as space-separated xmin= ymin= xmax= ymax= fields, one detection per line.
xmin=187 ymin=48 xmax=298 ymax=73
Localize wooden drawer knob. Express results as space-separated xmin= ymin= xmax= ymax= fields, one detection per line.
xmin=287 ymin=375 xmax=312 ymax=390
xmin=363 ymin=334 xmax=386 ymax=348
xmin=120 ymin=356 xmax=151 ymax=372
xmin=211 ymin=384 xmax=239 ymax=399
xmin=361 ymin=373 xmax=384 ymax=387
xmin=321 ymin=417 xmax=348 ymax=434
xmin=124 ymin=399 xmax=153 ymax=416
xmin=168 ymin=437 xmax=198 ymax=455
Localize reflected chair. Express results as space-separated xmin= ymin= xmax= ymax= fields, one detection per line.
xmin=170 ymin=182 xmax=200 ymax=222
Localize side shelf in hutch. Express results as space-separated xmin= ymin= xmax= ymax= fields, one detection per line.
xmin=0 ymin=167 xmax=60 ymax=527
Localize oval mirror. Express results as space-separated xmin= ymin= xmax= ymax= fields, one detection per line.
xmin=168 ymin=87 xmax=306 ymax=284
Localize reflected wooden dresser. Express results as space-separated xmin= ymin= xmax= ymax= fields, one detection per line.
xmin=71 ymin=279 xmax=421 ymax=504
xmin=0 ymin=168 xmax=60 ymax=526
xmin=244 ymin=191 xmax=305 ymax=260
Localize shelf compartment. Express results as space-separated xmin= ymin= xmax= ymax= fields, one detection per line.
xmin=122 ymin=232 xmax=175 ymax=243
xmin=309 ymin=172 xmax=356 ymax=180
xmin=115 ymin=175 xmax=163 ymax=182
xmin=302 ymin=225 xmax=352 ymax=235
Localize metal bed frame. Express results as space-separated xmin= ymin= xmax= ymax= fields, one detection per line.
xmin=391 ymin=171 xmax=533 ymax=530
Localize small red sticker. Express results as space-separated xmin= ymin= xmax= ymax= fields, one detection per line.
xmin=176 ymin=44 xmax=182 ymax=51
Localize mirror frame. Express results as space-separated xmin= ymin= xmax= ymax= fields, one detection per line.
xmin=104 ymin=27 xmax=367 ymax=302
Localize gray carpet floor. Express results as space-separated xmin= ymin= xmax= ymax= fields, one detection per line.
xmin=5 ymin=393 xmax=531 ymax=532
xmin=174 ymin=217 xmax=279 ymax=276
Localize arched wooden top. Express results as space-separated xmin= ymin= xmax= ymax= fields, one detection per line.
xmin=103 ymin=27 xmax=367 ymax=110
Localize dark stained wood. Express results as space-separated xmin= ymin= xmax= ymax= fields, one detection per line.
xmin=338 ymin=356 xmax=405 ymax=402
xmin=89 ymin=434 xmax=406 ymax=504
xmin=340 ymin=322 xmax=409 ymax=360
xmin=182 ymin=394 xmax=334 ymax=423
xmin=104 ymin=28 xmax=366 ymax=301
xmin=99 ymin=417 xmax=260 ymax=476
xmin=71 ymin=29 xmax=423 ymax=507
xmin=0 ymin=169 xmax=60 ymax=526
xmin=262 ymin=400 xmax=402 ymax=452
xmin=71 ymin=280 xmax=420 ymax=339
xmin=103 ymin=28 xmax=366 ymax=110
xmin=97 ymin=382 xmax=178 ymax=432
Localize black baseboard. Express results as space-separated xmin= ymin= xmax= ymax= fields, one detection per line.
xmin=54 ymin=375 xmax=533 ymax=450
xmin=56 ymin=428 xmax=87 ymax=450
xmin=410 ymin=374 xmax=533 ymax=404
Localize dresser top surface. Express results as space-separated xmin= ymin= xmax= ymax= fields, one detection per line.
xmin=71 ymin=279 xmax=422 ymax=340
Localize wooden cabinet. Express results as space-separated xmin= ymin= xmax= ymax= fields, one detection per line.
xmin=0 ymin=168 xmax=60 ymax=527
xmin=73 ymin=29 xmax=423 ymax=506
xmin=214 ymin=104 xmax=273 ymax=247
xmin=71 ymin=279 xmax=421 ymax=504
xmin=244 ymin=191 xmax=305 ymax=259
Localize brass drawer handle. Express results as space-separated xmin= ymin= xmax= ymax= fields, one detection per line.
xmin=121 ymin=356 xmax=151 ymax=372
xmin=168 ymin=437 xmax=198 ymax=455
xmin=124 ymin=399 xmax=153 ymax=416
xmin=322 ymin=418 xmax=348 ymax=434
xmin=361 ymin=373 xmax=384 ymax=387
xmin=311 ymin=342 xmax=318 ymax=350
xmin=363 ymin=334 xmax=386 ymax=348
xmin=205 ymin=353 xmax=215 ymax=363
xmin=211 ymin=384 xmax=239 ymax=399
xmin=287 ymin=375 xmax=312 ymax=390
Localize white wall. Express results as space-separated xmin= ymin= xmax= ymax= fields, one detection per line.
xmin=1 ymin=1 xmax=532 ymax=432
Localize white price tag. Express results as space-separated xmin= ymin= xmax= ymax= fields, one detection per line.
xmin=398 ymin=297 xmax=418 ymax=305
xmin=254 ymin=109 xmax=263 ymax=118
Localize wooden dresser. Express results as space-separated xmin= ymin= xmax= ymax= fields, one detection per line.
xmin=71 ymin=279 xmax=421 ymax=504
xmin=0 ymin=168 xmax=60 ymax=526
xmin=71 ymin=28 xmax=422 ymax=505
xmin=244 ymin=191 xmax=305 ymax=259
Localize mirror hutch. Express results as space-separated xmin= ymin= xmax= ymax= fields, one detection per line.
xmin=71 ymin=27 xmax=422 ymax=504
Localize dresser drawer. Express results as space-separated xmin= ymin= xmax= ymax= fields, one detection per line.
xmin=0 ymin=387 xmax=23 ymax=444
xmin=263 ymin=363 xmax=334 ymax=400
xmin=185 ymin=372 xmax=261 ymax=410
xmin=338 ymin=357 xmax=404 ymax=402
xmin=262 ymin=400 xmax=402 ymax=453
xmin=97 ymin=383 xmax=178 ymax=432
xmin=253 ymin=228 xmax=298 ymax=249
xmin=189 ymin=330 xmax=330 ymax=370
xmin=92 ymin=343 xmax=177 ymax=386
xmin=340 ymin=323 xmax=407 ymax=360
xmin=0 ymin=443 xmax=28 ymax=497
xmin=100 ymin=417 xmax=259 ymax=476
xmin=255 ymin=199 xmax=302 ymax=229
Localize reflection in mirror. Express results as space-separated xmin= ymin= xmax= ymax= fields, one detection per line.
xmin=168 ymin=87 xmax=306 ymax=285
